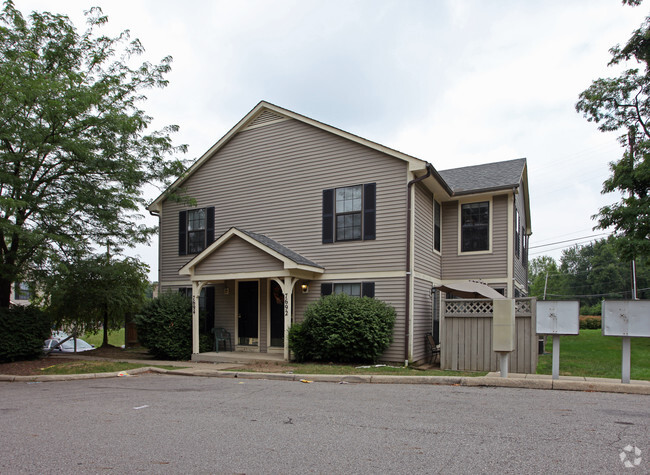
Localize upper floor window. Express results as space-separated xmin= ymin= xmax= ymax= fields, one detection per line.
xmin=322 ymin=183 xmax=376 ymax=243
xmin=515 ymin=209 xmax=521 ymax=259
xmin=187 ymin=209 xmax=206 ymax=254
xmin=434 ymin=200 xmax=441 ymax=252
xmin=14 ymin=282 xmax=31 ymax=300
xmin=178 ymin=207 xmax=215 ymax=256
xmin=460 ymin=201 xmax=489 ymax=252
xmin=336 ymin=185 xmax=362 ymax=241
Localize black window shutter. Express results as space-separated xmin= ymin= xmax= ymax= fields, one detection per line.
xmin=363 ymin=183 xmax=376 ymax=240
xmin=178 ymin=211 xmax=187 ymax=256
xmin=362 ymin=282 xmax=375 ymax=298
xmin=321 ymin=283 xmax=333 ymax=296
xmin=322 ymin=189 xmax=334 ymax=244
xmin=206 ymin=206 xmax=215 ymax=246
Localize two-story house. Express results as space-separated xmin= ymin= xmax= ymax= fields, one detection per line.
xmin=148 ymin=101 xmax=531 ymax=364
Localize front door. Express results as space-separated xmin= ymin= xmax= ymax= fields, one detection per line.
xmin=238 ymin=281 xmax=258 ymax=346
xmin=270 ymin=280 xmax=284 ymax=347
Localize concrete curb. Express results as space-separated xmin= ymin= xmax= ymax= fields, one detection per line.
xmin=2 ymin=366 xmax=649 ymax=395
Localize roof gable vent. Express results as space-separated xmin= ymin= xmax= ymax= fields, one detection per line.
xmin=244 ymin=109 xmax=287 ymax=129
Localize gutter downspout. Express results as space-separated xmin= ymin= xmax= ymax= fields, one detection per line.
xmin=404 ymin=164 xmax=433 ymax=365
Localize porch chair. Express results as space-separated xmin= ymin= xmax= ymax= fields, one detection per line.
xmin=425 ymin=333 xmax=441 ymax=365
xmin=212 ymin=327 xmax=232 ymax=352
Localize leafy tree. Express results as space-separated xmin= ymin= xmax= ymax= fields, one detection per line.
xmin=0 ymin=2 xmax=186 ymax=307
xmin=47 ymin=255 xmax=149 ymax=346
xmin=531 ymin=238 xmax=649 ymax=312
xmin=576 ymin=0 xmax=650 ymax=260
xmin=527 ymin=255 xmax=563 ymax=299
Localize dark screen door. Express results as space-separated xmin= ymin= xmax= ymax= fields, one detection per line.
xmin=238 ymin=281 xmax=258 ymax=345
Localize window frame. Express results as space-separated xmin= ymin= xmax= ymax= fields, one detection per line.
xmin=335 ymin=185 xmax=363 ymax=242
xmin=179 ymin=207 xmax=215 ymax=256
xmin=14 ymin=282 xmax=31 ymax=301
xmin=457 ymin=197 xmax=492 ymax=255
xmin=433 ymin=198 xmax=441 ymax=254
xmin=515 ymin=208 xmax=521 ymax=259
xmin=321 ymin=282 xmax=375 ymax=298
xmin=322 ymin=183 xmax=376 ymax=244
xmin=187 ymin=208 xmax=207 ymax=254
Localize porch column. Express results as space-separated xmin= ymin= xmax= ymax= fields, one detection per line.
xmin=191 ymin=281 xmax=205 ymax=354
xmin=274 ymin=277 xmax=299 ymax=361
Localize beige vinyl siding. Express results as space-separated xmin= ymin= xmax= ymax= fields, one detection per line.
xmin=441 ymin=194 xmax=508 ymax=281
xmin=293 ymin=277 xmax=406 ymax=362
xmin=159 ymin=119 xmax=408 ymax=283
xmin=194 ymin=237 xmax=284 ymax=275
xmin=412 ymin=277 xmax=433 ymax=363
xmin=513 ymin=184 xmax=528 ymax=293
xmin=413 ymin=182 xmax=441 ymax=278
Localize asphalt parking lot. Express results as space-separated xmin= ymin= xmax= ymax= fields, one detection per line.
xmin=1 ymin=374 xmax=648 ymax=473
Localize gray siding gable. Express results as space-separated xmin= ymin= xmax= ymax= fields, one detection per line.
xmin=237 ymin=228 xmax=323 ymax=269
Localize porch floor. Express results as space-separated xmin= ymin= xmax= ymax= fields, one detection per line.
xmin=191 ymin=351 xmax=286 ymax=364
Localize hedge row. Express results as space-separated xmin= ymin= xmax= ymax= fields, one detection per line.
xmin=0 ymin=306 xmax=51 ymax=362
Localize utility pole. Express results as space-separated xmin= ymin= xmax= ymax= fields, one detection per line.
xmin=632 ymin=260 xmax=638 ymax=300
xmin=543 ymin=271 xmax=549 ymax=300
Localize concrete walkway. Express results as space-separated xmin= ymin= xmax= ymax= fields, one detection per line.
xmin=1 ymin=355 xmax=649 ymax=395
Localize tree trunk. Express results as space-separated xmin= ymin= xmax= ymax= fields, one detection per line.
xmin=102 ymin=305 xmax=109 ymax=347
xmin=0 ymin=279 xmax=12 ymax=308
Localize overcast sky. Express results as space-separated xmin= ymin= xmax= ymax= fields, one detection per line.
xmin=15 ymin=0 xmax=646 ymax=280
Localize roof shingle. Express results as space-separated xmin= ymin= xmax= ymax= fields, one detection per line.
xmin=438 ymin=158 xmax=526 ymax=195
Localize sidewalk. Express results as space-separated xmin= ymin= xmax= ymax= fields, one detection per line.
xmin=2 ymin=355 xmax=649 ymax=395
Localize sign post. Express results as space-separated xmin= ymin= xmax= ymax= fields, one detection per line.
xmin=536 ymin=301 xmax=579 ymax=380
xmin=602 ymin=300 xmax=650 ymax=384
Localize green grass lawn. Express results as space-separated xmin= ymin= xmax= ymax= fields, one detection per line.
xmin=39 ymin=361 xmax=181 ymax=375
xmin=537 ymin=329 xmax=650 ymax=380
xmin=81 ymin=328 xmax=125 ymax=347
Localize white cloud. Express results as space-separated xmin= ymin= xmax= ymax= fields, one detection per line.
xmin=11 ymin=0 xmax=646 ymax=277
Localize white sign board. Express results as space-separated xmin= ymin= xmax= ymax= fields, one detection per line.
xmin=536 ymin=301 xmax=580 ymax=335
xmin=602 ymin=300 xmax=650 ymax=337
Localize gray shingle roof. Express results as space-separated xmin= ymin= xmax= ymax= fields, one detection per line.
xmin=237 ymin=228 xmax=323 ymax=269
xmin=438 ymin=158 xmax=526 ymax=195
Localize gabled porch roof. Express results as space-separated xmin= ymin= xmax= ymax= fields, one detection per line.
xmin=179 ymin=227 xmax=324 ymax=281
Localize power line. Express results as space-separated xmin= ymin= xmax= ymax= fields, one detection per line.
xmin=544 ymin=287 xmax=650 ymax=299
xmin=529 ymin=232 xmax=611 ymax=249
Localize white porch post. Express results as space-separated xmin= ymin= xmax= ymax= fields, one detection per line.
xmin=192 ymin=281 xmax=205 ymax=354
xmin=273 ymin=277 xmax=299 ymax=361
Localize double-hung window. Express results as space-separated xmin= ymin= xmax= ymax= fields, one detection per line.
xmin=460 ymin=201 xmax=489 ymax=252
xmin=14 ymin=282 xmax=31 ymax=300
xmin=178 ymin=207 xmax=215 ymax=255
xmin=434 ymin=200 xmax=441 ymax=252
xmin=322 ymin=183 xmax=376 ymax=243
xmin=188 ymin=209 xmax=206 ymax=254
xmin=321 ymin=282 xmax=375 ymax=298
xmin=515 ymin=209 xmax=521 ymax=259
xmin=336 ymin=185 xmax=362 ymax=241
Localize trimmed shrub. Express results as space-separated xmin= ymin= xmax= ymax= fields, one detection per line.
xmin=289 ymin=293 xmax=396 ymax=363
xmin=580 ymin=316 xmax=602 ymax=330
xmin=134 ymin=292 xmax=193 ymax=360
xmin=580 ymin=302 xmax=602 ymax=316
xmin=0 ymin=306 xmax=51 ymax=362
